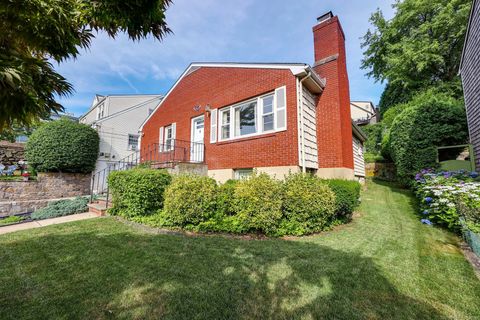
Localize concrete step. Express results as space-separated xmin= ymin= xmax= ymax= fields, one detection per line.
xmin=95 ymin=198 xmax=113 ymax=208
xmin=87 ymin=203 xmax=108 ymax=216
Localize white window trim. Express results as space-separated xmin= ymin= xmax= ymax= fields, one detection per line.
xmin=163 ymin=123 xmax=176 ymax=151
xmin=127 ymin=134 xmax=139 ymax=151
xmin=217 ymin=88 xmax=287 ymax=142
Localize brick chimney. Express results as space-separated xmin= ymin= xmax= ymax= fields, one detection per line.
xmin=313 ymin=12 xmax=354 ymax=173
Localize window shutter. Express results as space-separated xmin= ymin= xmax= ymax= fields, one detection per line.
xmin=171 ymin=123 xmax=176 ymax=149
xmin=159 ymin=126 xmax=164 ymax=151
xmin=275 ymin=86 xmax=287 ymax=130
xmin=210 ymin=109 xmax=217 ymax=143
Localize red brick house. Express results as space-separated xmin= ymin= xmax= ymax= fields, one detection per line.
xmin=139 ymin=12 xmax=365 ymax=182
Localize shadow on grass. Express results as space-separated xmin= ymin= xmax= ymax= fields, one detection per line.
xmin=0 ymin=227 xmax=449 ymax=320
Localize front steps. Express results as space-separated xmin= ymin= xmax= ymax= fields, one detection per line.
xmin=88 ymin=198 xmax=111 ymax=216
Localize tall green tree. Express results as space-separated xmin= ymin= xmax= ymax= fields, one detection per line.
xmin=0 ymin=0 xmax=172 ymax=130
xmin=362 ymin=0 xmax=471 ymax=112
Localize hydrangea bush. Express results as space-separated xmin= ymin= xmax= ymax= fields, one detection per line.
xmin=414 ymin=169 xmax=480 ymax=232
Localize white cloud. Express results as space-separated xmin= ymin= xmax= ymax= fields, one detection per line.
xmin=56 ymin=0 xmax=396 ymax=115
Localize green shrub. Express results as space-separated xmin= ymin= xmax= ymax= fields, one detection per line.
xmin=362 ymin=123 xmax=383 ymax=155
xmin=217 ymin=179 xmax=238 ymax=216
xmin=163 ymin=175 xmax=218 ymax=226
xmin=279 ymin=174 xmax=336 ymax=236
xmin=108 ymin=169 xmax=171 ymax=217
xmin=0 ymin=215 xmax=24 ymax=225
xmin=31 ymin=197 xmax=89 ymax=220
xmin=324 ymin=179 xmax=361 ymax=218
xmin=233 ymin=173 xmax=283 ymax=235
xmin=25 ymin=118 xmax=99 ymax=173
xmin=389 ymin=90 xmax=468 ymax=183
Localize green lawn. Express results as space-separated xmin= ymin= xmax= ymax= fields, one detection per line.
xmin=1 ymin=180 xmax=479 ymax=319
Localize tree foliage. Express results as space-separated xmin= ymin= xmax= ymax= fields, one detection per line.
xmin=362 ymin=0 xmax=471 ymax=112
xmin=389 ymin=90 xmax=468 ymax=184
xmin=0 ymin=0 xmax=172 ymax=130
xmin=25 ymin=118 xmax=99 ymax=173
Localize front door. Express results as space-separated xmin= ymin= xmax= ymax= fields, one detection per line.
xmin=191 ymin=116 xmax=204 ymax=162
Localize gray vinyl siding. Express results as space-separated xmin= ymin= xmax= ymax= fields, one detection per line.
xmin=353 ymin=136 xmax=365 ymax=177
xmin=461 ymin=0 xmax=480 ymax=170
xmin=298 ymin=86 xmax=319 ymax=168
xmin=80 ymin=95 xmax=162 ymax=173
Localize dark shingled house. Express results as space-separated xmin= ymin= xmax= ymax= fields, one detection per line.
xmin=460 ymin=0 xmax=480 ymax=170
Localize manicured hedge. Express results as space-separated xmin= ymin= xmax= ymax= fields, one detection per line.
xmin=279 ymin=173 xmax=336 ymax=236
xmin=233 ymin=173 xmax=284 ymax=235
xmin=163 ymin=175 xmax=218 ymax=226
xmin=324 ymin=179 xmax=361 ymax=219
xmin=108 ymin=169 xmax=171 ymax=217
xmin=114 ymin=171 xmax=362 ymax=237
xmin=389 ymin=91 xmax=468 ymax=184
xmin=25 ymin=118 xmax=99 ymax=173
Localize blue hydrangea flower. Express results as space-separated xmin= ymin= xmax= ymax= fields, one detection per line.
xmin=470 ymin=172 xmax=479 ymax=179
xmin=422 ymin=210 xmax=429 ymax=215
xmin=425 ymin=197 xmax=433 ymax=203
xmin=421 ymin=219 xmax=433 ymax=225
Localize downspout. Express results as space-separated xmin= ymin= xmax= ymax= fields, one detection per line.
xmin=299 ymin=71 xmax=312 ymax=173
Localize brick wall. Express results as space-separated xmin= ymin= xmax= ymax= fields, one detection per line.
xmin=141 ymin=67 xmax=299 ymax=170
xmin=461 ymin=0 xmax=480 ymax=171
xmin=313 ymin=16 xmax=354 ymax=170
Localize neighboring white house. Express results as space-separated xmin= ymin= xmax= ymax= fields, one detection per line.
xmin=80 ymin=94 xmax=163 ymax=173
xmin=350 ymin=101 xmax=379 ymax=125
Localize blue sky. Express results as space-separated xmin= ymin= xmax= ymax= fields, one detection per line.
xmin=57 ymin=0 xmax=396 ymax=116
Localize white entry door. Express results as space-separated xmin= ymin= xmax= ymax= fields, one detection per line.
xmin=191 ymin=116 xmax=204 ymax=162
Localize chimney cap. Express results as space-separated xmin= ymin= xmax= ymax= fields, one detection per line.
xmin=317 ymin=11 xmax=333 ymax=24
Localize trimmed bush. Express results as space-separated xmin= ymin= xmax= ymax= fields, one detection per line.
xmin=216 ymin=179 xmax=238 ymax=216
xmin=324 ymin=179 xmax=361 ymax=218
xmin=163 ymin=175 xmax=218 ymax=226
xmin=389 ymin=90 xmax=468 ymax=184
xmin=108 ymin=169 xmax=171 ymax=217
xmin=233 ymin=173 xmax=283 ymax=235
xmin=31 ymin=197 xmax=89 ymax=220
xmin=25 ymin=118 xmax=99 ymax=173
xmin=279 ymin=174 xmax=336 ymax=236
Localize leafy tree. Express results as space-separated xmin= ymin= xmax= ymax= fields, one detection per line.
xmin=0 ymin=0 xmax=172 ymax=130
xmin=389 ymin=90 xmax=468 ymax=184
xmin=362 ymin=0 xmax=471 ymax=112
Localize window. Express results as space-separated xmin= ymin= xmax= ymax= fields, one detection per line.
xmin=220 ymin=109 xmax=231 ymax=140
xmin=128 ymin=134 xmax=139 ymax=151
xmin=234 ymin=168 xmax=253 ymax=180
xmin=261 ymin=95 xmax=274 ymax=132
xmin=97 ymin=103 xmax=105 ymax=120
xmin=218 ymin=87 xmax=286 ymax=141
xmin=165 ymin=125 xmax=174 ymax=151
xmin=234 ymin=101 xmax=257 ymax=137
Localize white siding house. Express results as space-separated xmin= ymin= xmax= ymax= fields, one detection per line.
xmin=352 ymin=123 xmax=367 ymax=182
xmin=350 ymin=101 xmax=379 ymax=125
xmin=80 ymin=94 xmax=163 ymax=173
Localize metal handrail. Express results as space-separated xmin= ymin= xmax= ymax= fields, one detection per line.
xmin=89 ymin=139 xmax=206 ymax=207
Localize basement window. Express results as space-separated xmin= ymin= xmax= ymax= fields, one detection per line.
xmin=234 ymin=168 xmax=253 ymax=180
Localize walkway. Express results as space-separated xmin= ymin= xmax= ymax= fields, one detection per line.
xmin=0 ymin=212 xmax=97 ymax=235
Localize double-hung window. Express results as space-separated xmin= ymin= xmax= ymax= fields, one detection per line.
xmin=127 ymin=134 xmax=139 ymax=151
xmin=164 ymin=125 xmax=174 ymax=151
xmin=217 ymin=86 xmax=286 ymax=142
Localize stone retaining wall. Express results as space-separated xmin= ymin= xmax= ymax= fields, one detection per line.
xmin=0 ymin=172 xmax=91 ymax=216
xmin=0 ymin=141 xmax=25 ymax=166
xmin=366 ymin=162 xmax=396 ymax=181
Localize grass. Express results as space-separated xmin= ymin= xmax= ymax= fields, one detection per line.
xmin=0 ymin=180 xmax=479 ymax=319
